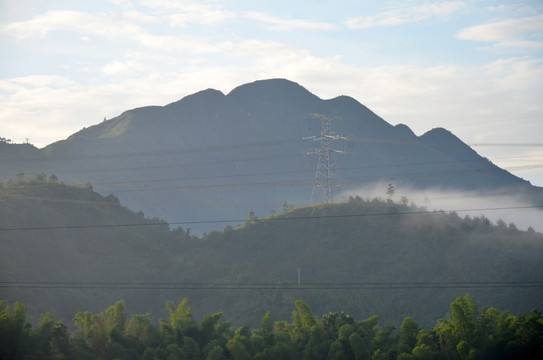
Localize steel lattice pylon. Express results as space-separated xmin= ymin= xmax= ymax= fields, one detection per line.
xmin=304 ymin=114 xmax=348 ymax=205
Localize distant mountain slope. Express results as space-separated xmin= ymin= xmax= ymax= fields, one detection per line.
xmin=1 ymin=180 xmax=542 ymax=328
xmin=0 ymin=177 xmax=179 ymax=323
xmin=0 ymin=78 xmax=539 ymax=233
xmin=184 ymin=199 xmax=543 ymax=327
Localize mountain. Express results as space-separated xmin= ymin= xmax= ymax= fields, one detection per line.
xmin=1 ymin=179 xmax=542 ymax=329
xmin=1 ymin=79 xmax=541 ymax=233
xmin=0 ymin=178 xmax=179 ymax=323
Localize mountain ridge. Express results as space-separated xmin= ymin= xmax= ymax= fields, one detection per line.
xmin=1 ymin=78 xmax=540 ymax=233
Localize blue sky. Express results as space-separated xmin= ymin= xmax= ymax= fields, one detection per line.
xmin=1 ymin=0 xmax=542 ymax=186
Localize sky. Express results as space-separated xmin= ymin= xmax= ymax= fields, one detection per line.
xmin=1 ymin=0 xmax=542 ymax=186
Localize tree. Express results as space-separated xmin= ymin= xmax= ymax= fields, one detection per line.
xmin=282 ymin=201 xmax=295 ymax=213
xmin=294 ymin=300 xmax=317 ymax=329
xmin=104 ymin=300 xmax=127 ymax=336
xmin=260 ymin=312 xmax=274 ymax=348
xmin=386 ymin=183 xmax=395 ymax=201
xmin=48 ymin=174 xmax=59 ymax=184
xmin=398 ymin=317 xmax=419 ymax=355
xmin=349 ymin=332 xmax=370 ymax=360
xmin=15 ymin=172 xmax=25 ymax=184
xmin=35 ymin=312 xmax=71 ymax=359
xmin=411 ymin=330 xmax=439 ymax=360
xmin=165 ymin=298 xmax=199 ymax=343
xmin=126 ymin=313 xmax=160 ymax=351
xmin=227 ymin=327 xmax=252 ymax=360
xmin=246 ymin=209 xmax=258 ymax=225
xmin=437 ymin=294 xmax=482 ymax=359
xmin=0 ymin=301 xmax=33 ymax=360
xmin=34 ymin=172 xmax=47 ymax=184
xmin=200 ymin=313 xmax=223 ymax=346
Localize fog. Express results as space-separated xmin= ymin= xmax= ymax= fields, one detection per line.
xmin=339 ymin=183 xmax=543 ymax=233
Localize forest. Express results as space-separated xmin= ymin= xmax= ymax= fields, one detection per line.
xmin=1 ymin=294 xmax=542 ymax=360
xmin=1 ymin=174 xmax=543 ymax=359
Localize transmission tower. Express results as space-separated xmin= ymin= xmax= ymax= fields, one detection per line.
xmin=304 ymin=114 xmax=348 ymax=205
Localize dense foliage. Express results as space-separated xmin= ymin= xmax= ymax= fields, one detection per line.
xmin=1 ymin=295 xmax=542 ymax=360
xmin=1 ymin=176 xmax=542 ymax=330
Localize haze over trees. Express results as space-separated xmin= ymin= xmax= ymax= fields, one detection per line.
xmin=1 ymin=177 xmax=541 ymax=331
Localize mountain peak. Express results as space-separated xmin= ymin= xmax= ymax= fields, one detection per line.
xmin=165 ymin=88 xmax=225 ymax=109
xmin=227 ymin=78 xmax=320 ymax=110
xmin=228 ymin=78 xmax=310 ymax=95
xmin=394 ymin=123 xmax=416 ymax=138
xmin=420 ymin=127 xmax=464 ymax=145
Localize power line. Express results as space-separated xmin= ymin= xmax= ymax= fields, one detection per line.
xmin=1 ymin=281 xmax=541 ymax=290
xmin=0 ymin=152 xmax=298 ymax=177
xmin=2 ymin=164 xmax=541 ymax=211
xmin=4 ymin=185 xmax=540 ymax=211
xmin=470 ymin=143 xmax=543 ymax=147
xmin=93 ymin=166 xmax=542 ymax=194
xmin=1 ymin=135 xmax=540 ymax=170
xmin=1 ymin=204 xmax=541 ymax=232
xmin=0 ymin=139 xmax=302 ymax=165
xmin=1 ymin=139 xmax=541 ymax=187
xmin=2 ymin=161 xmax=541 ymax=199
xmin=5 ymin=146 xmax=540 ymax=189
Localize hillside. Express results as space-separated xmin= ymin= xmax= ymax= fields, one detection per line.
xmin=178 ymin=197 xmax=543 ymax=327
xmin=1 ymin=177 xmax=542 ymax=328
xmin=1 ymin=79 xmax=540 ymax=234
xmin=0 ymin=175 xmax=182 ymax=323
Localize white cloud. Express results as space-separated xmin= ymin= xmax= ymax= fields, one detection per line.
xmin=1 ymin=10 xmax=115 ymax=40
xmin=122 ymin=10 xmax=160 ymax=24
xmin=0 ymin=10 xmax=228 ymax=53
xmin=108 ymin=0 xmax=133 ymax=9
xmin=139 ymin=0 xmax=235 ymax=27
xmin=243 ymin=11 xmax=337 ymax=31
xmin=2 ymin=45 xmax=542 ymax=149
xmin=5 ymin=75 xmax=78 ymax=89
xmin=456 ymin=14 xmax=543 ymax=48
xmin=168 ymin=6 xmax=236 ymax=27
xmin=101 ymin=60 xmax=148 ymax=75
xmin=344 ymin=1 xmax=465 ymax=29
xmin=340 ymin=185 xmax=543 ymax=232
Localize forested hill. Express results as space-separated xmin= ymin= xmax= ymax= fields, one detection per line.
xmin=0 ymin=175 xmax=184 ymax=323
xmin=2 ymin=79 xmax=541 ymax=234
xmin=189 ymin=196 xmax=543 ymax=327
xmin=1 ymin=176 xmax=542 ymax=329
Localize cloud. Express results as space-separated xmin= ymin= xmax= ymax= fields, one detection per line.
xmin=1 ymin=5 xmax=541 ymax=188
xmin=344 ymin=1 xmax=465 ymax=29
xmin=101 ymin=60 xmax=148 ymax=75
xmin=122 ymin=10 xmax=160 ymax=24
xmin=243 ymin=11 xmax=337 ymax=31
xmin=3 ymin=75 xmax=78 ymax=89
xmin=0 ymin=10 xmax=227 ymax=53
xmin=340 ymin=184 xmax=543 ymax=232
xmin=168 ymin=6 xmax=236 ymax=27
xmin=139 ymin=0 xmax=235 ymax=27
xmin=108 ymin=0 xmax=133 ymax=8
xmin=2 ymin=44 xmax=542 ymax=149
xmin=1 ymin=10 xmax=111 ymax=40
xmin=456 ymin=14 xmax=543 ymax=48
